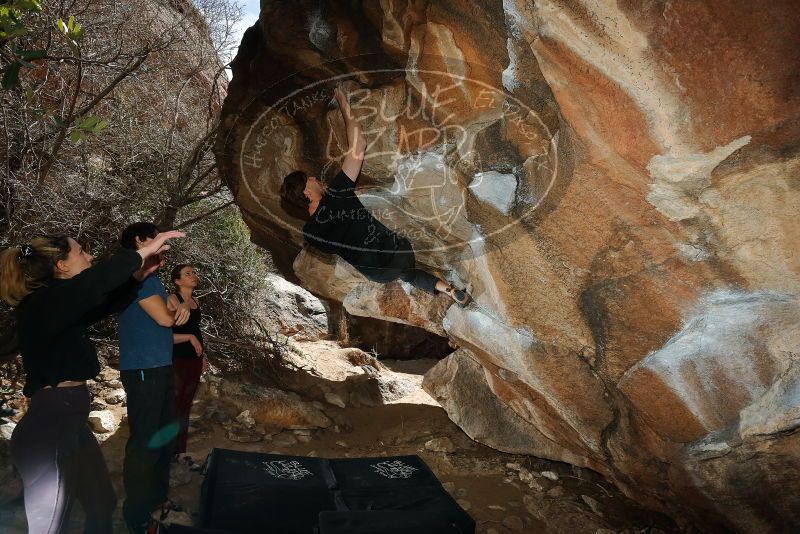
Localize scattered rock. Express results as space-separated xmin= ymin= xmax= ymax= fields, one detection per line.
xmin=88 ymin=410 xmax=118 ymax=434
xmin=225 ymin=423 xmax=263 ymax=443
xmin=546 ymin=486 xmax=564 ymax=498
xmin=540 ymin=471 xmax=559 ymax=481
xmin=488 ymin=505 xmax=506 ymax=511
xmin=335 ymin=440 xmax=348 ymax=448
xmin=98 ymin=368 xmax=120 ymax=382
xmin=518 ymin=467 xmax=534 ymax=484
xmin=456 ymin=499 xmax=471 ymax=511
xmin=442 ymin=481 xmax=456 ymax=493
xmin=455 ymin=488 xmax=468 ymax=498
xmin=502 ymin=515 xmax=524 ymax=531
xmin=527 ymin=479 xmax=545 ymax=492
xmin=104 ymin=389 xmax=126 ymax=405
xmin=214 ymin=381 xmax=332 ymax=430
xmin=90 ymin=399 xmax=107 ymax=411
xmin=169 ymin=463 xmax=193 ymax=488
xmin=324 ymin=392 xmax=346 ymax=408
xmin=235 ymin=410 xmax=256 ymax=428
xmin=582 ymin=495 xmax=603 ymax=516
xmin=424 ymin=436 xmax=456 ymax=453
xmin=106 ymin=379 xmax=122 ymax=389
xmin=506 ymin=462 xmax=521 ymax=471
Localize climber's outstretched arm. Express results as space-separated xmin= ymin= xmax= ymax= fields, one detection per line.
xmin=335 ymin=86 xmax=366 ymax=182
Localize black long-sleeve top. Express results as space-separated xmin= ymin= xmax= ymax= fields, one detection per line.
xmin=14 ymin=248 xmax=142 ymax=397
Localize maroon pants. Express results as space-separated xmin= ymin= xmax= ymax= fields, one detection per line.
xmin=172 ymin=357 xmax=203 ymax=454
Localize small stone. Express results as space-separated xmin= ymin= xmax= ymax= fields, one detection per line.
xmin=581 ymin=495 xmax=603 ymax=516
xmin=455 ymin=488 xmax=468 ymax=498
xmin=540 ymin=470 xmax=559 ymax=481
xmin=324 ymin=392 xmax=346 ymax=408
xmin=518 ymin=467 xmax=533 ymax=484
xmin=424 ymin=436 xmax=456 ymax=453
xmin=235 ymin=410 xmax=256 ymax=428
xmin=88 ymin=410 xmax=117 ymax=433
xmin=546 ymin=486 xmax=564 ymax=498
xmin=456 ymin=498 xmax=471 ymax=511
xmin=502 ymin=515 xmax=524 ymax=531
xmin=442 ymin=481 xmax=456 ymax=493
xmin=335 ymin=440 xmax=348 ymax=448
xmin=0 ymin=422 xmax=16 ymax=441
xmin=528 ymin=479 xmax=544 ymax=492
xmin=106 ymin=379 xmax=122 ymax=389
xmin=296 ymin=433 xmax=312 ymax=443
xmin=169 ymin=463 xmax=193 ymax=488
xmin=506 ymin=462 xmax=521 ymax=471
xmin=225 ymin=424 xmax=263 ymax=443
xmin=98 ymin=368 xmax=120 ymax=382
xmin=488 ymin=505 xmax=506 ymax=511
xmin=90 ymin=399 xmax=107 ymax=411
xmin=104 ymin=390 xmax=126 ymax=405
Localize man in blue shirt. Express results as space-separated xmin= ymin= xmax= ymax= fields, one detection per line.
xmin=118 ymin=222 xmax=190 ymax=532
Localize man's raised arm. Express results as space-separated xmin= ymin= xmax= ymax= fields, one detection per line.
xmin=336 ymin=86 xmax=366 ymax=182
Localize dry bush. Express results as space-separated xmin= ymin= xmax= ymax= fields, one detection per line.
xmin=0 ymin=0 xmax=288 ymax=387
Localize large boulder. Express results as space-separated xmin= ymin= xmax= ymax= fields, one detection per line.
xmin=216 ymin=1 xmax=800 ymax=531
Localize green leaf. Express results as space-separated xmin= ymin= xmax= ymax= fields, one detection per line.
xmin=69 ymin=129 xmax=83 ymax=143
xmin=1 ymin=62 xmax=21 ymax=89
xmin=56 ymin=18 xmax=66 ymax=34
xmin=67 ymin=15 xmax=74 ymax=32
xmin=17 ymin=0 xmax=43 ymax=11
xmin=17 ymin=49 xmax=45 ymax=60
xmin=52 ymin=116 xmax=66 ymax=127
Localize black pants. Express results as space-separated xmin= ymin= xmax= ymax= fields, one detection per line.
xmin=120 ymin=365 xmax=177 ymax=530
xmin=356 ymin=245 xmax=440 ymax=294
xmin=10 ymin=385 xmax=116 ymax=534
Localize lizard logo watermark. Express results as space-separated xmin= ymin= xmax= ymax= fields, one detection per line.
xmin=237 ymin=55 xmax=560 ymax=258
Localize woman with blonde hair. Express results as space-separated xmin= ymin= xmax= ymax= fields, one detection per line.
xmin=0 ymin=230 xmax=183 ymax=534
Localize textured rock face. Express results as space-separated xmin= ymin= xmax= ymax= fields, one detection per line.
xmin=216 ymin=1 xmax=800 ymax=531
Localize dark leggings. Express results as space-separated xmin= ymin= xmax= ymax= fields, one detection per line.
xmin=120 ymin=365 xmax=177 ymax=530
xmin=10 ymin=385 xmax=116 ymax=534
xmin=172 ymin=356 xmax=203 ymax=455
xmin=358 ymin=265 xmax=440 ymax=294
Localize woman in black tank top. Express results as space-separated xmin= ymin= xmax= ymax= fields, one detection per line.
xmin=167 ymin=263 xmax=205 ymax=464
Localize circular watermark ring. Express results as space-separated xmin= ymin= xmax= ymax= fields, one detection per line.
xmin=234 ymin=56 xmax=561 ymax=258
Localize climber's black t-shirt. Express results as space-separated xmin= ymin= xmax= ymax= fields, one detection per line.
xmin=303 ymin=170 xmax=411 ymax=271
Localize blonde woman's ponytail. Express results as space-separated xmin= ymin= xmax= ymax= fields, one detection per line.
xmin=0 ymin=236 xmax=71 ymax=307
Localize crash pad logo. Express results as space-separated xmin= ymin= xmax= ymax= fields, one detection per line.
xmin=371 ymin=460 xmax=418 ymax=479
xmin=262 ymin=460 xmax=314 ymax=480
xmin=237 ymin=54 xmax=560 ymax=256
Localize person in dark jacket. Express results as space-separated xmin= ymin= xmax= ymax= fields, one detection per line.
xmin=167 ymin=263 xmax=206 ymax=467
xmin=280 ymin=86 xmax=471 ymax=307
xmin=0 ymin=231 xmax=183 ymax=534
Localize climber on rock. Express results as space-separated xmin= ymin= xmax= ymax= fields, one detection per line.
xmin=280 ymin=86 xmax=471 ymax=308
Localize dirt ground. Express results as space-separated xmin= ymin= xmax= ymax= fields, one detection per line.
xmin=0 ymin=357 xmax=680 ymax=533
